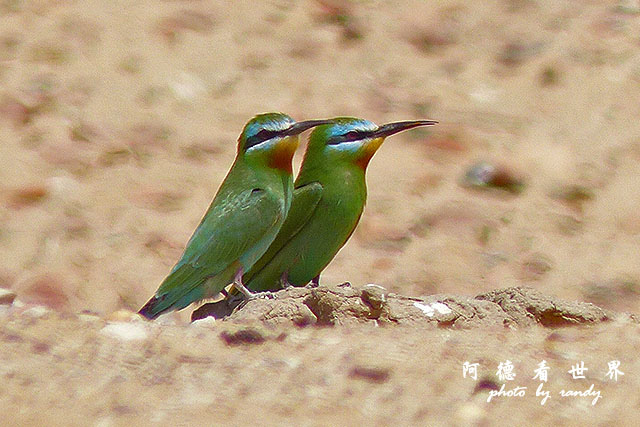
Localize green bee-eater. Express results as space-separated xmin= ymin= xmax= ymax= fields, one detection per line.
xmin=138 ymin=113 xmax=331 ymax=319
xmin=240 ymin=117 xmax=437 ymax=293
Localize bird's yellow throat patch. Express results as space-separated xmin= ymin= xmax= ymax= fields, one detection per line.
xmin=268 ymin=136 xmax=298 ymax=173
xmin=355 ymin=137 xmax=384 ymax=170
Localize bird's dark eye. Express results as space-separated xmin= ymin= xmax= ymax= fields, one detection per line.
xmin=327 ymin=129 xmax=368 ymax=145
xmin=245 ymin=129 xmax=279 ymax=149
xmin=256 ymin=129 xmax=276 ymax=139
xmin=343 ymin=131 xmax=360 ymax=141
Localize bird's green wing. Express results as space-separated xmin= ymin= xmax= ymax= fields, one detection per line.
xmin=157 ymin=188 xmax=284 ymax=298
xmin=244 ymin=182 xmax=323 ymax=282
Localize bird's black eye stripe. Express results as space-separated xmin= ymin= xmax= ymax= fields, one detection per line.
xmin=326 ymin=130 xmax=371 ymax=145
xmin=245 ymin=129 xmax=280 ymax=149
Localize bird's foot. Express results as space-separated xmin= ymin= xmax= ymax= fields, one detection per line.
xmin=254 ymin=291 xmax=275 ymax=300
xmin=232 ymin=279 xmax=255 ymax=299
xmin=233 ymin=281 xmax=275 ymax=301
xmin=280 ymin=271 xmax=293 ymax=290
xmin=225 ymin=292 xmax=245 ymax=308
xmin=231 ymin=268 xmax=276 ymax=303
xmin=305 ymin=275 xmax=321 ymax=289
xmin=240 ymin=290 xmax=276 ymax=305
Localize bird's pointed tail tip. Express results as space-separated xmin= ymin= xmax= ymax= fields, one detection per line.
xmin=137 ymin=297 xmax=163 ymax=320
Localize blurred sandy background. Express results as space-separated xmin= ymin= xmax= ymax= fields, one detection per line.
xmin=2 ymin=0 xmax=640 ymax=425
xmin=3 ymin=0 xmax=640 ymax=317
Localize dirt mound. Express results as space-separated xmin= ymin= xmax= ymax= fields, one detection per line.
xmin=192 ymin=284 xmax=620 ymax=328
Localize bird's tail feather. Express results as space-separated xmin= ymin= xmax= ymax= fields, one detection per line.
xmin=138 ymin=264 xmax=204 ymax=320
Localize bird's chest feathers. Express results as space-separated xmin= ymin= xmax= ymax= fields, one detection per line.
xmin=355 ymin=137 xmax=384 ymax=170
xmin=321 ymin=189 xmax=365 ymax=232
xmin=268 ymin=138 xmax=297 ymax=173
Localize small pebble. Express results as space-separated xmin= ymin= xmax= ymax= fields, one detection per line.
xmin=220 ymin=326 xmax=285 ymax=346
xmin=101 ymin=322 xmax=148 ymax=341
xmin=22 ymin=305 xmax=50 ymax=318
xmin=220 ymin=327 xmax=266 ymax=345
xmin=191 ymin=316 xmax=217 ymax=327
xmin=78 ymin=313 xmax=101 ymax=323
xmin=455 ymin=401 xmax=486 ymax=424
xmin=0 ymin=288 xmax=17 ymax=305
xmin=463 ymin=161 xmax=525 ymax=194
xmin=349 ymin=365 xmax=391 ymax=383
xmin=107 ymin=309 xmax=143 ymax=322
xmin=361 ymin=284 xmax=387 ymax=310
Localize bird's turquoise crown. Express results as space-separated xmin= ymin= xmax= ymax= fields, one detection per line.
xmin=318 ymin=117 xmax=378 ymax=146
xmin=239 ymin=113 xmax=295 ymax=151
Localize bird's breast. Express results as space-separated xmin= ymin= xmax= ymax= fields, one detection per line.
xmin=355 ymin=137 xmax=384 ymax=170
xmin=268 ymin=137 xmax=298 ymax=173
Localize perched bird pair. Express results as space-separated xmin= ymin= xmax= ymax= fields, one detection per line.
xmin=138 ymin=113 xmax=436 ymax=320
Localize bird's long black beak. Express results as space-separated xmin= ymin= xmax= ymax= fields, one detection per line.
xmin=282 ymin=119 xmax=334 ymax=136
xmin=372 ymin=120 xmax=438 ymax=139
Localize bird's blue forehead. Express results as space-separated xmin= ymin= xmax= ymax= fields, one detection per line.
xmin=243 ymin=113 xmax=295 ymax=140
xmin=323 ymin=117 xmax=378 ymax=138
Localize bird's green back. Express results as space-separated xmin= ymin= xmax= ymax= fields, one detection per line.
xmin=152 ymin=155 xmax=291 ymax=311
xmin=138 ymin=112 xmax=304 ymax=318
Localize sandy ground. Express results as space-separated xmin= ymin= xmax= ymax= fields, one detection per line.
xmin=1 ymin=285 xmax=639 ymax=426
xmin=2 ymin=0 xmax=640 ymax=425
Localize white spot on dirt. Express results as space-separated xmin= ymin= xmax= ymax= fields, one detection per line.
xmin=170 ymin=71 xmax=206 ymax=102
xmin=93 ymin=417 xmax=114 ymax=427
xmin=469 ymin=84 xmax=499 ymax=104
xmin=413 ymin=301 xmax=451 ymax=317
xmin=191 ymin=317 xmax=216 ymax=327
xmin=46 ymin=175 xmax=81 ymax=198
xmin=414 ymin=302 xmax=434 ymax=316
xmin=431 ymin=302 xmax=452 ymax=315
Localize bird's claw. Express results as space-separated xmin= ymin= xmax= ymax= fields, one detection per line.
xmin=240 ymin=290 xmax=275 ymax=303
xmin=279 ymin=271 xmax=293 ymax=290
xmin=305 ymin=275 xmax=320 ymax=288
xmin=255 ymin=291 xmax=275 ymax=300
xmin=226 ymin=293 xmax=245 ymax=308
